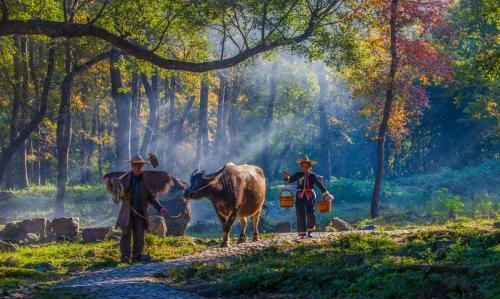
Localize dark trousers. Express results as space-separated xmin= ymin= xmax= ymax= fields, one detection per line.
xmin=295 ymin=193 xmax=316 ymax=236
xmin=120 ymin=214 xmax=147 ymax=263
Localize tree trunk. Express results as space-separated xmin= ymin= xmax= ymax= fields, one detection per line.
xmin=29 ymin=39 xmax=41 ymax=186
xmin=84 ymin=100 xmax=99 ymax=182
xmin=168 ymin=77 xmax=176 ymax=121
xmin=110 ymin=48 xmax=131 ymax=169
xmin=140 ymin=72 xmax=159 ymax=156
xmin=272 ymin=143 xmax=292 ymax=178
xmin=5 ymin=36 xmax=22 ymax=189
xmin=17 ymin=36 xmax=30 ymax=188
xmin=54 ymin=46 xmax=110 ymax=215
xmin=55 ymin=42 xmax=73 ymax=217
xmin=215 ymin=73 xmax=227 ymax=160
xmin=164 ymin=77 xmax=177 ymax=165
xmin=97 ymin=104 xmax=104 ymax=178
xmin=260 ymin=62 xmax=277 ymax=176
xmin=130 ymin=72 xmax=140 ymax=156
xmin=195 ymin=76 xmax=209 ymax=169
xmin=227 ymin=73 xmax=241 ymax=160
xmin=371 ymin=0 xmax=399 ymax=218
xmin=316 ymin=63 xmax=330 ymax=180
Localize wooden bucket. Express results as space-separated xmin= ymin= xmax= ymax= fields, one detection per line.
xmin=279 ymin=189 xmax=294 ymax=208
xmin=317 ymin=194 xmax=332 ymax=213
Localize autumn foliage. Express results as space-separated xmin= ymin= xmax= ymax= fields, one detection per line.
xmin=347 ymin=0 xmax=453 ymax=146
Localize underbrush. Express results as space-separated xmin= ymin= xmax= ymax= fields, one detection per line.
xmin=172 ymin=223 xmax=500 ymax=298
xmin=0 ymin=235 xmax=209 ymax=290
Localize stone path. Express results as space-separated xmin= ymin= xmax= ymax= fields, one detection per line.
xmin=50 ymin=230 xmax=419 ymax=298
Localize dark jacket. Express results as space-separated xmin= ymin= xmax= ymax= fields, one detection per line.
xmin=286 ymin=171 xmax=328 ymax=194
xmin=115 ymin=171 xmax=164 ymax=229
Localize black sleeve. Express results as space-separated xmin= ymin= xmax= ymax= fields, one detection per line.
xmin=314 ymin=175 xmax=328 ymax=194
xmin=147 ymin=190 xmax=163 ymax=212
xmin=286 ymin=172 xmax=301 ymax=183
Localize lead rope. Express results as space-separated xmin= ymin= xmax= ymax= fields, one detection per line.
xmin=130 ymin=206 xmax=149 ymax=222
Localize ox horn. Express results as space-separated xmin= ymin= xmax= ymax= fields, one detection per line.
xmin=202 ymin=165 xmax=226 ymax=179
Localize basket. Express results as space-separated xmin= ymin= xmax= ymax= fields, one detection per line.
xmin=317 ymin=194 xmax=332 ymax=213
xmin=279 ymin=189 xmax=294 ymax=208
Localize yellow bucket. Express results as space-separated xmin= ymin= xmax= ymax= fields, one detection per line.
xmin=279 ymin=189 xmax=294 ymax=208
xmin=317 ymin=194 xmax=332 ymax=213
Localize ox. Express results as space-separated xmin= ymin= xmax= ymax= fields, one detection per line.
xmin=183 ymin=162 xmax=266 ymax=247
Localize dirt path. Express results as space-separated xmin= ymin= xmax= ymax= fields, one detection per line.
xmin=48 ymin=230 xmax=418 ymax=298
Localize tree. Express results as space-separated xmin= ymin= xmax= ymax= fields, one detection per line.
xmin=371 ymin=0 xmax=399 ymax=218
xmin=55 ymin=46 xmax=110 ymax=217
xmin=341 ymin=0 xmax=452 ymax=217
xmin=0 ymin=40 xmax=55 ymax=186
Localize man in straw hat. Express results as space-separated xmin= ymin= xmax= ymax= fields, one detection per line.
xmin=283 ymin=156 xmax=334 ymax=238
xmin=115 ymin=154 xmax=168 ymax=263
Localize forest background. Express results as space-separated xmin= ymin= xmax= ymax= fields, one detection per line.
xmin=0 ymin=0 xmax=497 ymax=226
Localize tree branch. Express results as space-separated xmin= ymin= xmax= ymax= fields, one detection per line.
xmin=72 ymin=50 xmax=111 ymax=76
xmin=0 ymin=19 xmax=317 ymax=72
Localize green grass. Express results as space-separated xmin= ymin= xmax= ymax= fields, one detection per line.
xmin=171 ymin=221 xmax=500 ymax=298
xmin=0 ymin=235 xmax=209 ymax=289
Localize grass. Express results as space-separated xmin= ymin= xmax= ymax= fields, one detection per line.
xmin=0 ymin=160 xmax=498 ymax=296
xmin=171 ymin=220 xmax=500 ymax=298
xmin=0 ymin=235 xmax=210 ymax=290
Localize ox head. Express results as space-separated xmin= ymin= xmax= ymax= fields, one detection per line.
xmin=183 ymin=165 xmax=226 ymax=199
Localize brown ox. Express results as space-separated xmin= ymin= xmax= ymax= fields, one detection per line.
xmin=183 ymin=162 xmax=266 ymax=247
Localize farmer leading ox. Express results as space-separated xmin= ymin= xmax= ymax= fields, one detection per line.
xmin=183 ymin=162 xmax=266 ymax=247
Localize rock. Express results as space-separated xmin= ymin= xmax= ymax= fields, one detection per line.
xmin=67 ymin=265 xmax=84 ymax=273
xmin=329 ymin=217 xmax=352 ymax=231
xmin=81 ymin=227 xmax=111 ymax=243
xmin=22 ymin=218 xmax=50 ymax=237
xmin=358 ymin=224 xmax=377 ymax=231
xmin=51 ymin=217 xmax=79 ymax=240
xmin=148 ymin=216 xmax=167 ymax=237
xmin=0 ymin=240 xmax=17 ymax=252
xmin=22 ymin=233 xmax=40 ymax=244
xmin=0 ymin=221 xmax=24 ymax=240
xmin=275 ymin=222 xmax=292 ymax=233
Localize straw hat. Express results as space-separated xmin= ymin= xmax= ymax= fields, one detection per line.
xmin=296 ymin=155 xmax=317 ymax=165
xmin=124 ymin=154 xmax=150 ymax=164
